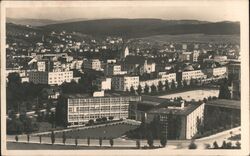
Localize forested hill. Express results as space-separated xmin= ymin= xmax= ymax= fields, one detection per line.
xmin=40 ymin=19 xmax=240 ymax=38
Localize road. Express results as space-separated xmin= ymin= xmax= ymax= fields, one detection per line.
xmin=7 ymin=126 xmax=241 ymax=150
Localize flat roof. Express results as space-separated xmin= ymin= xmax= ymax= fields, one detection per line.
xmin=63 ymin=91 xmax=140 ymax=99
xmin=206 ymin=99 xmax=240 ymax=109
xmin=147 ymin=102 xmax=202 ymax=116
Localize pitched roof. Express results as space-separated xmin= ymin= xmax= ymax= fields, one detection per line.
xmin=124 ymin=55 xmax=146 ymax=65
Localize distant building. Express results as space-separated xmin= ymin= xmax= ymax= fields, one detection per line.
xmin=214 ymin=55 xmax=228 ymax=62
xmin=104 ymin=64 xmax=127 ymax=76
xmin=58 ymin=92 xmax=141 ymax=126
xmin=29 ymin=71 xmax=73 ymax=85
xmin=83 ymin=59 xmax=102 ymax=71
xmin=124 ymin=56 xmax=155 ymax=75
xmin=181 ymin=70 xmax=207 ymax=81
xmin=231 ymin=80 xmax=240 ymax=100
xmin=111 ymin=75 xmax=139 ymax=91
xmin=93 ymin=77 xmax=112 ymax=90
xmin=228 ymin=61 xmax=240 ymax=80
xmin=193 ymin=51 xmax=200 ymax=62
xmin=178 ymin=52 xmax=192 ymax=62
xmin=139 ymin=73 xmax=176 ymax=90
xmin=206 ymin=66 xmax=227 ymax=77
xmin=120 ymin=46 xmax=129 ymax=59
xmin=70 ymin=60 xmax=83 ymax=70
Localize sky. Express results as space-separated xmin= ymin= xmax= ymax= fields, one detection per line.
xmin=5 ymin=1 xmax=246 ymax=22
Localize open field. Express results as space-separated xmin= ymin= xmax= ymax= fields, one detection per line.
xmin=140 ymin=34 xmax=240 ymax=44
xmin=41 ymin=122 xmax=140 ymax=139
xmin=158 ymin=89 xmax=219 ymax=101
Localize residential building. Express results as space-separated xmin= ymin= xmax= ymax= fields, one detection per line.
xmin=206 ymin=66 xmax=227 ymax=77
xmin=129 ymin=96 xmax=205 ymax=139
xmin=124 ymin=56 xmax=155 ymax=75
xmin=111 ymin=75 xmax=139 ymax=91
xmin=181 ymin=70 xmax=207 ymax=81
xmin=178 ymin=52 xmax=192 ymax=62
xmin=83 ymin=59 xmax=102 ymax=71
xmin=29 ymin=70 xmax=73 ymax=85
xmin=93 ymin=77 xmax=112 ymax=90
xmin=104 ymin=64 xmax=127 ymax=76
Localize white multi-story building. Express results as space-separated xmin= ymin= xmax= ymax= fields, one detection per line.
xmin=92 ymin=77 xmax=112 ymax=90
xmin=193 ymin=50 xmax=200 ymax=62
xmin=37 ymin=60 xmax=47 ymax=71
xmin=29 ymin=71 xmax=73 ymax=85
xmin=60 ymin=93 xmax=141 ymax=126
xmin=139 ymin=73 xmax=176 ymax=90
xmin=111 ymin=75 xmax=139 ymax=91
xmin=211 ymin=66 xmax=228 ymax=77
xmin=182 ymin=70 xmax=207 ymax=81
xmin=135 ymin=99 xmax=205 ymax=139
xmin=83 ymin=59 xmax=102 ymax=71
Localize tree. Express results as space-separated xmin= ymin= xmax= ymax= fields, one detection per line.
xmin=88 ymin=119 xmax=94 ymax=125
xmin=236 ymin=141 xmax=241 ymax=149
xmin=190 ymin=78 xmax=195 ymax=87
xmin=221 ymin=140 xmax=227 ymax=149
xmin=203 ymin=98 xmax=208 ymax=103
xmin=99 ymin=137 xmax=103 ymax=147
xmin=15 ymin=135 xmax=18 ymax=142
xmin=188 ymin=140 xmax=197 ymax=149
xmin=147 ymin=132 xmax=154 ymax=148
xmin=160 ymin=135 xmax=167 ymax=147
xmin=108 ymin=116 xmax=114 ymax=121
xmin=51 ymin=131 xmax=55 ymax=145
xmin=7 ymin=72 xmax=21 ymax=85
xmin=109 ymin=138 xmax=114 ymax=147
xmin=75 ymin=137 xmax=78 ymax=147
xmin=171 ymin=80 xmax=176 ymax=90
xmin=130 ymin=86 xmax=136 ymax=94
xmin=27 ymin=134 xmax=30 ymax=142
xmin=39 ymin=135 xmax=42 ymax=144
xmin=87 ymin=137 xmax=90 ymax=146
xmin=164 ymin=80 xmax=169 ymax=91
xmin=177 ymin=80 xmax=183 ymax=89
xmin=49 ymin=112 xmax=56 ymax=128
xmin=137 ymin=85 xmax=142 ymax=95
xmin=136 ymin=139 xmax=141 ymax=149
xmin=150 ymin=84 xmax=157 ymax=94
xmin=102 ymin=117 xmax=107 ymax=122
xmin=62 ymin=132 xmax=66 ymax=144
xmin=158 ymin=81 xmax=163 ymax=92
xmin=226 ymin=142 xmax=232 ymax=149
xmin=183 ymin=79 xmax=188 ymax=88
xmin=196 ymin=117 xmax=203 ymax=135
xmin=144 ymin=84 xmax=149 ymax=94
xmin=218 ymin=78 xmax=231 ymax=99
xmin=213 ymin=141 xmax=219 ymax=149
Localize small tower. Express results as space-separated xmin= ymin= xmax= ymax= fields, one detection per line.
xmin=120 ymin=46 xmax=129 ymax=60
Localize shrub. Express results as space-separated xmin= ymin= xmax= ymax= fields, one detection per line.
xmin=188 ymin=141 xmax=197 ymax=149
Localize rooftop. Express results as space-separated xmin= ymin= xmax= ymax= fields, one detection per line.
xmin=147 ymin=102 xmax=203 ymax=116
xmin=63 ymin=91 xmax=140 ymax=99
xmin=206 ymin=99 xmax=240 ymax=109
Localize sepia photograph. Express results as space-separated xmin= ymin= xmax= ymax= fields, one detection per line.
xmin=1 ymin=0 xmax=249 ymax=155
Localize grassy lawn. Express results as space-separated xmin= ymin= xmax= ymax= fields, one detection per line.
xmin=7 ymin=142 xmax=137 ymax=150
xmin=44 ymin=122 xmax=139 ymax=139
